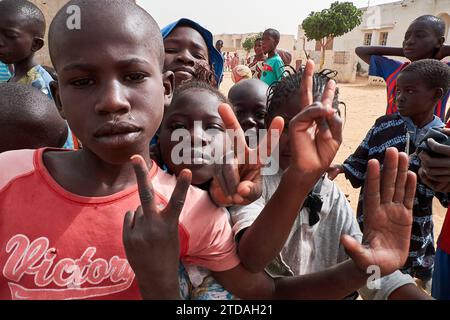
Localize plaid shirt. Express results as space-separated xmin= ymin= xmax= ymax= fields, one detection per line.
xmin=343 ymin=114 xmax=448 ymax=280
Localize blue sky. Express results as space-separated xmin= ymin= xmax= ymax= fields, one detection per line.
xmin=137 ymin=0 xmax=397 ymax=35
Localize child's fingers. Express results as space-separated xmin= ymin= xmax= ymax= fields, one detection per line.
xmin=289 ymin=103 xmax=335 ymax=132
xmin=299 ymin=59 xmax=314 ymax=109
xmin=364 ymin=159 xmax=381 ymax=211
xmin=320 ymin=80 xmax=336 ymax=108
xmin=257 ymin=116 xmax=284 ymax=164
xmin=379 ymin=148 xmax=399 ymax=204
xmin=166 ymin=169 xmax=192 ymax=223
xmin=131 ymin=155 xmax=158 ymax=216
xmin=403 ymin=171 xmax=417 ymax=211
xmin=327 ymin=112 xmax=343 ymax=143
xmin=392 ymin=152 xmax=409 ymax=204
xmin=218 ymin=103 xmax=248 ymax=155
xmin=428 ymin=138 xmax=450 ymax=156
xmin=123 ymin=211 xmax=136 ymax=233
xmin=223 ymin=161 xmax=240 ymax=196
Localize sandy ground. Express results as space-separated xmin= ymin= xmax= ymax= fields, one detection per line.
xmin=220 ymin=72 xmax=447 ymax=243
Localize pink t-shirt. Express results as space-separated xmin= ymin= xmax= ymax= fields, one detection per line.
xmin=0 ymin=149 xmax=240 ymax=300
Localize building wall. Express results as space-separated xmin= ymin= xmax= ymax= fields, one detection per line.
xmin=296 ymin=0 xmax=450 ymax=82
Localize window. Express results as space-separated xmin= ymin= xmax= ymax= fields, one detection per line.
xmin=363 ymin=33 xmax=372 ymax=46
xmin=379 ymin=32 xmax=388 ymax=46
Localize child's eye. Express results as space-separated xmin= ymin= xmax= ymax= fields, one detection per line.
xmin=70 ymin=78 xmax=95 ymax=87
xmin=165 ymin=48 xmax=178 ymax=54
xmin=5 ymin=32 xmax=19 ymax=39
xmin=193 ymin=53 xmax=207 ymax=60
xmin=407 ymin=90 xmax=415 ymax=94
xmin=206 ymin=124 xmax=225 ymax=133
xmin=170 ymin=123 xmax=187 ymax=130
xmin=256 ymin=111 xmax=267 ymax=119
xmin=124 ymin=73 xmax=147 ymax=82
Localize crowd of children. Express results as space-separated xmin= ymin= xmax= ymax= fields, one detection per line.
xmin=1 ymin=0 xmax=450 ymax=301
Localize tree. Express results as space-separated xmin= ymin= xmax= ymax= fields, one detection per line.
xmin=302 ymin=1 xmax=363 ymax=69
xmin=242 ymin=33 xmax=263 ymax=53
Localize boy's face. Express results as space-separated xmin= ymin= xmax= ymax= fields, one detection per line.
xmin=403 ymin=21 xmax=444 ymax=61
xmin=395 ymin=72 xmax=441 ymax=121
xmin=53 ymin=22 xmax=171 ymax=165
xmin=230 ymin=82 xmax=268 ymax=139
xmin=262 ymin=33 xmax=277 ymax=54
xmin=164 ymin=26 xmax=210 ymax=88
xmin=254 ymin=40 xmax=264 ymax=56
xmin=266 ymin=90 xmax=301 ymax=171
xmin=159 ymin=90 xmax=229 ymax=186
xmin=0 ymin=13 xmax=40 ymax=64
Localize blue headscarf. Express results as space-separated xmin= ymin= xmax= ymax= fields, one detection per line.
xmin=161 ymin=18 xmax=224 ymax=86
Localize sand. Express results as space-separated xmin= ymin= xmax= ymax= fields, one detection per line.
xmin=220 ymin=73 xmax=447 ymax=242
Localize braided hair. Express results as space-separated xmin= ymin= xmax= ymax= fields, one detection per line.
xmin=266 ymin=66 xmax=344 ymax=121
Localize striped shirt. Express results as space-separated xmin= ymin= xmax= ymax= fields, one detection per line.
xmin=343 ymin=114 xmax=448 ymax=280
xmin=0 ymin=63 xmax=11 ymax=82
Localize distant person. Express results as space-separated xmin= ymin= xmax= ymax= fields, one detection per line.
xmin=277 ymin=49 xmax=292 ymax=66
xmin=215 ymin=39 xmax=224 ymax=53
xmin=231 ymin=65 xmax=252 ymax=84
xmin=247 ymin=38 xmax=266 ymax=79
xmin=260 ymin=28 xmax=285 ymax=86
xmin=231 ymin=53 xmax=239 ymax=70
xmin=0 ymin=0 xmax=54 ymax=98
xmin=355 ymin=15 xmax=450 ymax=122
xmin=0 ymin=83 xmax=68 ymax=153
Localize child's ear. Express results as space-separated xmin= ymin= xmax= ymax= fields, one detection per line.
xmin=31 ymin=37 xmax=45 ymax=52
xmin=437 ymin=36 xmax=445 ymax=47
xmin=163 ymin=71 xmax=175 ymax=106
xmin=50 ymin=81 xmax=67 ymax=120
xmin=434 ymin=87 xmax=444 ymax=100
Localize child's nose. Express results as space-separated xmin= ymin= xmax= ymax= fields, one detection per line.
xmin=94 ymin=81 xmax=131 ymax=115
xmin=176 ymin=50 xmax=195 ymax=66
xmin=191 ymin=124 xmax=208 ymax=146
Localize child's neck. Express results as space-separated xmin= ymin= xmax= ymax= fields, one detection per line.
xmin=43 ymin=148 xmax=154 ymax=197
xmin=12 ymin=55 xmax=38 ymax=81
xmin=409 ymin=111 xmax=435 ymax=129
xmin=267 ymin=49 xmax=276 ymax=58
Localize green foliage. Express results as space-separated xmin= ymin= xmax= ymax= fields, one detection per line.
xmin=302 ymin=2 xmax=363 ymax=42
xmin=242 ymin=32 xmax=263 ymax=53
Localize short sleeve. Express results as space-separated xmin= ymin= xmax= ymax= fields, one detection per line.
xmin=181 ymin=202 xmax=240 ymax=272
xmin=229 ymin=196 xmax=266 ymax=240
xmin=368 ymin=55 xmax=403 ymax=80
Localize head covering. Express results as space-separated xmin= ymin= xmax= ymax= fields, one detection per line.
xmin=231 ymin=65 xmax=252 ymax=83
xmin=161 ymin=18 xmax=224 ymax=86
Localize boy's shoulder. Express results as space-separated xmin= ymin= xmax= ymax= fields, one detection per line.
xmin=0 ymin=149 xmax=36 ymax=191
xmin=373 ymin=113 xmax=403 ymax=127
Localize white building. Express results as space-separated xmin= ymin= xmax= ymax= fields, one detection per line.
xmin=296 ymin=0 xmax=450 ymax=82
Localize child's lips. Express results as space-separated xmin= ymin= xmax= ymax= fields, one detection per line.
xmin=94 ymin=122 xmax=143 ymax=148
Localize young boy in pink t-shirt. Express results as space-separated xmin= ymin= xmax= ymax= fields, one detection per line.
xmin=0 ymin=0 xmax=418 ymax=300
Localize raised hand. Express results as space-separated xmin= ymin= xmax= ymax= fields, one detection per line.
xmin=327 ymin=164 xmax=344 ymax=181
xmin=419 ymin=129 xmax=450 ymax=193
xmin=288 ymin=59 xmax=342 ymax=176
xmin=341 ymin=148 xmax=416 ymax=276
xmin=209 ymin=104 xmax=284 ymax=206
xmin=122 ymin=155 xmax=192 ymax=299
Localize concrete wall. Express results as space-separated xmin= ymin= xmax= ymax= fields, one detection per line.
xmin=296 ymin=0 xmax=450 ymax=82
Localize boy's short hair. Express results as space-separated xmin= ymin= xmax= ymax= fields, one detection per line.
xmin=0 ymin=0 xmax=46 ymax=38
xmin=267 ymin=68 xmax=341 ymax=119
xmin=0 ymin=83 xmax=68 ymax=153
xmin=400 ymin=59 xmax=450 ymax=94
xmin=413 ymin=15 xmax=446 ymax=38
xmin=263 ymin=29 xmax=281 ymax=43
xmin=170 ymin=80 xmax=228 ymax=109
xmin=48 ymin=0 xmax=164 ymax=70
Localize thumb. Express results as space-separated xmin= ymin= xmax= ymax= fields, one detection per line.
xmin=340 ymin=234 xmax=369 ymax=271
